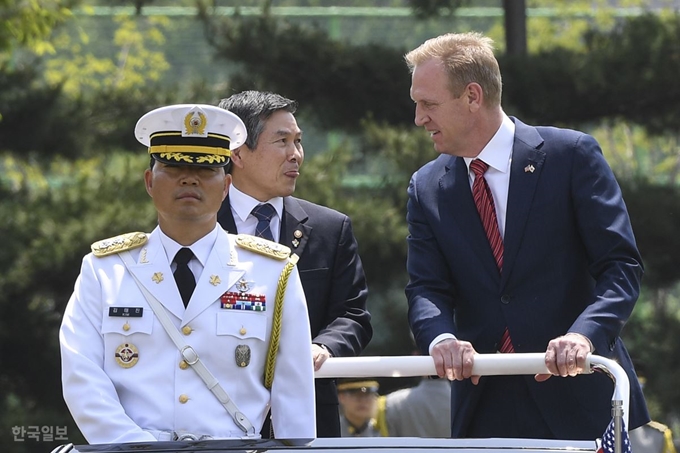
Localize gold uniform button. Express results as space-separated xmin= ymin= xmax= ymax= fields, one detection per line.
xmin=179 ymin=360 xmax=189 ymax=370
xmin=179 ymin=394 xmax=189 ymax=404
xmin=182 ymin=326 xmax=192 ymax=335
xmin=122 ymin=322 xmax=130 ymax=332
xmin=239 ymin=327 xmax=247 ymax=336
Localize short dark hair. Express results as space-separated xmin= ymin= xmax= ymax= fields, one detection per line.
xmin=218 ymin=91 xmax=298 ymax=150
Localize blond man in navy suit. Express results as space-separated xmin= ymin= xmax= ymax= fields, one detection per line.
xmin=60 ymin=104 xmax=315 ymax=444
xmin=405 ymin=32 xmax=649 ymax=439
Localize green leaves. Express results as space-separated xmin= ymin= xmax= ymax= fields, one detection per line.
xmin=0 ymin=0 xmax=74 ymax=61
xmin=0 ymin=153 xmax=154 ymax=451
xmin=502 ymin=13 xmax=680 ymax=134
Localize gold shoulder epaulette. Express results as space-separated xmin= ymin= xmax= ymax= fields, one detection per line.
xmin=91 ymin=232 xmax=148 ymax=257
xmin=235 ymin=234 xmax=291 ymax=260
xmin=647 ymin=420 xmax=670 ymax=433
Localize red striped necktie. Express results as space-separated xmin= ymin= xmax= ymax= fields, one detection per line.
xmin=470 ymin=159 xmax=514 ymax=353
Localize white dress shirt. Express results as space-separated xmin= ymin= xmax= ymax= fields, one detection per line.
xmin=463 ymin=112 xmax=515 ymax=239
xmin=429 ymin=113 xmax=516 ymax=354
xmin=159 ymin=225 xmax=219 ymax=285
xmin=228 ymin=185 xmax=284 ymax=242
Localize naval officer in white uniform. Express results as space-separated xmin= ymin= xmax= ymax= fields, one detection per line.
xmin=59 ymin=104 xmax=315 ymax=444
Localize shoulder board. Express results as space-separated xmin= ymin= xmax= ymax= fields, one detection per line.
xmin=91 ymin=232 xmax=148 ymax=257
xmin=235 ymin=234 xmax=291 ymax=260
xmin=647 ymin=421 xmax=670 ymax=433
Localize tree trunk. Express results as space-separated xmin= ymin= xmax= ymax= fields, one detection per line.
xmin=503 ymin=0 xmax=527 ymax=56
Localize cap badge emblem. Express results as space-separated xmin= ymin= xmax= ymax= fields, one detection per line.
xmin=183 ymin=110 xmax=207 ymax=137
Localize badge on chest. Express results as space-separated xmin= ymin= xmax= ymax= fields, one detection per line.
xmin=115 ymin=343 xmax=139 ymax=368
xmin=220 ymin=278 xmax=267 ymax=311
xmin=235 ymin=345 xmax=251 ymax=367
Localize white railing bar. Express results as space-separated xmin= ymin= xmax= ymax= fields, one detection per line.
xmin=315 ymin=353 xmax=629 ymax=430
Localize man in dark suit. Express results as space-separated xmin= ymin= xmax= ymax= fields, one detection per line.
xmin=404 ymin=32 xmax=649 ymax=440
xmin=216 ymin=91 xmax=372 ymax=437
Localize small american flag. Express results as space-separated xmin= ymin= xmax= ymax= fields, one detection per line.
xmin=597 ymin=418 xmax=632 ymax=453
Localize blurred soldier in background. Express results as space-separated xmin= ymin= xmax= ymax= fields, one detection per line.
xmin=338 ymin=380 xmax=382 ymax=437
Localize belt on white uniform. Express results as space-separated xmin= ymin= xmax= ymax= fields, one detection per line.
xmin=143 ymin=429 xmax=212 ymax=441
xmin=144 ymin=429 xmax=261 ymax=441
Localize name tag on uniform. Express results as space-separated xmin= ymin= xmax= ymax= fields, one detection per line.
xmin=109 ymin=307 xmax=144 ymax=317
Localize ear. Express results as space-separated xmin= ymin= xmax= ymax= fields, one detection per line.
xmin=222 ymin=173 xmax=231 ymax=201
xmin=144 ymin=168 xmax=154 ymax=197
xmin=230 ymin=145 xmax=248 ymax=169
xmin=465 ymin=82 xmax=484 ymax=112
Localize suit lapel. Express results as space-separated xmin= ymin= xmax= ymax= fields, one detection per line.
xmin=217 ymin=195 xmax=238 ymax=234
xmin=440 ymin=156 xmax=500 ymax=279
xmin=183 ymin=230 xmax=246 ymax=325
xmin=501 ymin=118 xmax=546 ymax=289
xmin=281 ymin=197 xmax=311 ymax=257
xmin=125 ymin=230 xmax=185 ymax=321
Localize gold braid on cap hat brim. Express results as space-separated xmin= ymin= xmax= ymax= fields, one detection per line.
xmin=148 ymin=131 xmax=231 ymax=164
xmin=150 ymin=146 xmax=230 ymax=164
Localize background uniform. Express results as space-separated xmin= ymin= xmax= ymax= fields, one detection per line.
xmin=378 ymin=378 xmax=451 ymax=438
xmin=337 ymin=380 xmax=382 ymax=438
xmin=339 ymin=415 xmax=382 ymax=438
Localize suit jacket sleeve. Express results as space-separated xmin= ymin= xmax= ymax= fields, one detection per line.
xmin=405 ymin=166 xmax=457 ymax=354
xmin=310 ymin=215 xmax=371 ymax=358
xmin=565 ymin=133 xmax=643 ymax=355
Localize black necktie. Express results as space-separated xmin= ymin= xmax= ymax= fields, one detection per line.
xmin=173 ymin=248 xmax=195 ymax=307
xmin=251 ymin=203 xmax=276 ymax=241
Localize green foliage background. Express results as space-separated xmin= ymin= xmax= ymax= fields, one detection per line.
xmin=2 ymin=1 xmax=680 ymax=452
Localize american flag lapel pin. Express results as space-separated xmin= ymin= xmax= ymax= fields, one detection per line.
xmin=524 ymin=163 xmax=535 ymax=173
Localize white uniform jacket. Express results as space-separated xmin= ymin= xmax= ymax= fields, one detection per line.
xmin=60 ymin=227 xmax=315 ymax=444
